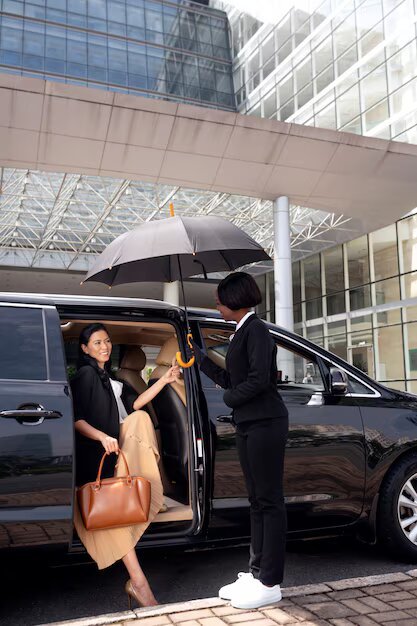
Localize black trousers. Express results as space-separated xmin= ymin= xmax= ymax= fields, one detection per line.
xmin=236 ymin=417 xmax=288 ymax=586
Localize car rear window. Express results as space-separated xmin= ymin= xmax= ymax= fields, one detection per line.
xmin=0 ymin=306 xmax=47 ymax=380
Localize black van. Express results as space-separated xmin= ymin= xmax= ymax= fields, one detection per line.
xmin=2 ymin=292 xmax=417 ymax=562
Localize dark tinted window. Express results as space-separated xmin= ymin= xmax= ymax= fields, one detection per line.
xmin=0 ymin=307 xmax=47 ymax=380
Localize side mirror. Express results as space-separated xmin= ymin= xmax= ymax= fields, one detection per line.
xmin=330 ymin=367 xmax=348 ymax=395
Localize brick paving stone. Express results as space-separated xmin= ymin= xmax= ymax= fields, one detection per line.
xmin=381 ymin=620 xmax=417 ymax=626
xmin=367 ymin=611 xmax=410 ymax=622
xmin=362 ymin=584 xmax=400 ymax=596
xmin=391 ymin=598 xmax=417 ymax=609
xmin=291 ymin=593 xmax=332 ymax=605
xmin=340 ymin=599 xmax=373 ymax=615
xmin=262 ymin=608 xmax=297 ymax=624
xmin=199 ymin=618 xmax=228 ymax=626
xmin=123 ymin=618 xmax=171 ymax=626
xmin=374 ymin=590 xmax=414 ymax=602
xmin=398 ymin=579 xmax=417 ymax=590
xmin=278 ymin=602 xmax=317 ymax=621
xmin=330 ymin=620 xmax=357 ymax=626
xmin=282 ymin=584 xmax=331 ymax=598
xmin=327 ymin=574 xmax=409 ymax=591
xmin=326 ymin=591 xmax=366 ymax=601
xmin=236 ymin=620 xmax=278 ymax=626
xmin=358 ymin=596 xmax=392 ymax=612
xmin=304 ymin=601 xmax=357 ymax=620
xmin=348 ymin=617 xmax=381 ymax=626
xmin=212 ymin=608 xmax=246 ymax=617
xmin=173 ymin=621 xmax=200 ymax=626
xmin=224 ymin=613 xmax=266 ymax=624
xmin=171 ymin=610 xmax=214 ymax=623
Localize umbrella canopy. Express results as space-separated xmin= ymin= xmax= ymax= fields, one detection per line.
xmin=84 ymin=215 xmax=270 ymax=287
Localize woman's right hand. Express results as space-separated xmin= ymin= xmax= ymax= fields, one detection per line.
xmin=100 ymin=434 xmax=119 ymax=455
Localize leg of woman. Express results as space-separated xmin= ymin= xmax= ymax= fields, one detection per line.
xmin=245 ymin=418 xmax=288 ymax=586
xmin=122 ymin=548 xmax=158 ymax=606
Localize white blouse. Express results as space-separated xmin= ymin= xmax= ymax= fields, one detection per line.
xmin=110 ymin=378 xmax=128 ymax=423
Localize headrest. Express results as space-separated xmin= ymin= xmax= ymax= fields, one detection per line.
xmin=156 ymin=336 xmax=179 ymax=366
xmin=120 ymin=347 xmax=146 ymax=371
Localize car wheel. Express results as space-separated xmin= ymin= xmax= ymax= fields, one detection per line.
xmin=378 ymin=455 xmax=417 ymax=562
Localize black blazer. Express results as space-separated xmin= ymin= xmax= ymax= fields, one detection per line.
xmin=200 ymin=314 xmax=288 ymax=425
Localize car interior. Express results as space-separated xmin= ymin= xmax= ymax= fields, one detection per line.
xmin=60 ymin=319 xmax=193 ymax=524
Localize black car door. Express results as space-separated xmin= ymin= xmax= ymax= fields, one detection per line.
xmin=272 ymin=332 xmax=366 ymax=530
xmin=197 ymin=320 xmax=366 ymax=533
xmin=0 ymin=304 xmax=74 ymax=550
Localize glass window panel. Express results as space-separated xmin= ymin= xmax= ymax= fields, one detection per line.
xmin=127 ymin=5 xmax=145 ymax=28
xmin=376 ymin=307 xmax=401 ymax=326
xmin=68 ymin=0 xmax=87 ymax=14
xmin=350 ymin=285 xmax=371 ymax=310
xmin=277 ymin=15 xmax=291 ymax=45
xmin=351 ymin=314 xmax=372 ymax=332
xmin=280 ymin=99 xmax=294 ymax=120
xmin=297 ymin=83 xmax=313 ymax=108
xmin=295 ymin=59 xmax=312 ymax=91
xmin=263 ymin=56 xmax=275 ymax=79
xmin=347 ymin=236 xmax=370 ymax=288
xmin=384 ymin=0 xmax=414 ymax=45
xmin=387 ymin=42 xmax=417 ymax=91
xmin=328 ymin=333 xmax=347 ymax=360
xmin=306 ymin=298 xmax=323 ymax=320
xmin=373 ymin=224 xmax=398 ymax=281
xmin=276 ymin=343 xmax=324 ymax=387
xmin=261 ymin=34 xmax=274 ymax=63
xmin=392 ymin=77 xmax=417 ymax=117
xmin=304 ymin=254 xmax=321 ymax=300
xmin=375 ymin=276 xmax=400 ymax=306
xmin=403 ymin=271 xmax=417 ymax=299
xmin=327 ymin=292 xmax=346 ymax=315
xmin=313 ymin=38 xmax=333 ymax=75
xmin=108 ymin=1 xmax=125 ymax=24
xmin=405 ymin=303 xmax=417 ymax=322
xmin=406 ymin=322 xmax=417 ymax=378
xmin=263 ymin=89 xmax=276 ymax=118
xmin=278 ymin=39 xmax=292 ymax=63
xmin=292 ymin=261 xmax=301 ymax=304
xmin=316 ymin=65 xmax=334 ymax=93
xmin=337 ymin=83 xmax=360 ymax=126
xmin=279 ymin=75 xmax=293 ymax=104
xmin=359 ymin=49 xmax=386 ymax=79
xmin=323 ymin=246 xmax=344 ymax=294
xmin=23 ymin=31 xmax=44 ymax=56
xmin=356 ymin=0 xmax=383 ymax=39
xmin=88 ymin=0 xmax=106 ymax=19
xmin=333 ymin=14 xmax=357 ymax=58
xmin=1 ymin=25 xmax=22 ymax=51
xmin=359 ymin=24 xmax=384 ymax=56
xmin=337 ymin=44 xmax=358 ymax=77
xmin=377 ymin=324 xmax=405 ymax=380
xmin=364 ymin=99 xmax=389 ymax=131
xmin=307 ymin=324 xmax=324 ymax=342
xmin=25 ymin=3 xmax=46 ymax=19
xmin=361 ymin=65 xmax=388 ymax=110
xmin=315 ymin=101 xmax=336 ymax=129
xmin=0 ymin=307 xmax=47 ymax=380
xmin=398 ymin=215 xmax=417 ymax=273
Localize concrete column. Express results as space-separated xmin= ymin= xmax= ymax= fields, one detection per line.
xmin=273 ymin=196 xmax=293 ymax=332
xmin=273 ymin=196 xmax=294 ymax=382
xmin=163 ymin=281 xmax=180 ymax=306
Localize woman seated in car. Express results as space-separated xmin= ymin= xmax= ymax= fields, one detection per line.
xmin=71 ymin=323 xmax=180 ymax=608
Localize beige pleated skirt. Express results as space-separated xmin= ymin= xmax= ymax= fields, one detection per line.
xmin=73 ymin=410 xmax=164 ymax=570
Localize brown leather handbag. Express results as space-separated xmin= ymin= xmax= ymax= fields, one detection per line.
xmin=77 ymin=450 xmax=151 ymax=531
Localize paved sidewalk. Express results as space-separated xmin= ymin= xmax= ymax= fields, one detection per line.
xmin=40 ymin=570 xmax=417 ymax=626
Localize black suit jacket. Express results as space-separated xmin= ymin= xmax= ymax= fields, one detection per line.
xmin=200 ymin=314 xmax=288 ymax=425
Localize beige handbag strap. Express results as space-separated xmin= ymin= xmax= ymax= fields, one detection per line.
xmin=95 ymin=449 xmax=131 ymax=489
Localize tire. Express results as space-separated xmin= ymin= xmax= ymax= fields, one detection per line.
xmin=378 ymin=454 xmax=417 ymax=562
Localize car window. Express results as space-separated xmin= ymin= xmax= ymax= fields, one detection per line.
xmin=275 ymin=343 xmax=325 ymax=392
xmin=346 ymin=373 xmax=375 ymax=395
xmin=0 ymin=306 xmax=47 ymax=380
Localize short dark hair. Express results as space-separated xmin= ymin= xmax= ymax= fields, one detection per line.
xmin=217 ymin=272 xmax=262 ymax=311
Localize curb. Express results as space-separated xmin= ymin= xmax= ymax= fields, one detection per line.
xmin=38 ymin=569 xmax=417 ymax=626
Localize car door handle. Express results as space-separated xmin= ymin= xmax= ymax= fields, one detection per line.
xmin=216 ymin=415 xmax=234 ymax=424
xmin=0 ymin=408 xmax=62 ymax=425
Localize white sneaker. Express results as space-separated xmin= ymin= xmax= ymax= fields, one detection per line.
xmin=231 ymin=580 xmax=282 ymax=609
xmin=218 ymin=572 xmax=255 ymax=600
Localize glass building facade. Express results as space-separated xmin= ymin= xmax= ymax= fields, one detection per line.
xmin=0 ymin=0 xmax=235 ymax=109
xmin=213 ymin=0 xmax=417 ymax=390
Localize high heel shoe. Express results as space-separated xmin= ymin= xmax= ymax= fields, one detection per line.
xmin=125 ymin=579 xmax=144 ymax=610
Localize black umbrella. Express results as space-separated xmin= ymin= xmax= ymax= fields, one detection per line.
xmin=83 ymin=209 xmax=271 ymax=367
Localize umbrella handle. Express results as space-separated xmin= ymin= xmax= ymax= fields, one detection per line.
xmin=176 ymin=333 xmax=195 ymax=369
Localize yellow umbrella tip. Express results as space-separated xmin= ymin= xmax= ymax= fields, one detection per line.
xmin=169 ymin=202 xmax=175 ymax=217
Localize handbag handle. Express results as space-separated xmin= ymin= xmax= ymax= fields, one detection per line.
xmin=94 ymin=449 xmax=131 ymax=490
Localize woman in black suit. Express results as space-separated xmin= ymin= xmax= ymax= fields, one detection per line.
xmin=194 ymin=272 xmax=288 ymax=610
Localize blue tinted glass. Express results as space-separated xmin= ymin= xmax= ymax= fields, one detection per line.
xmin=1 ymin=25 xmax=22 ymax=51
xmin=3 ymin=0 xmax=24 ymax=15
xmin=0 ymin=49 xmax=22 ymax=64
xmin=25 ymin=4 xmax=46 ymax=18
xmin=47 ymin=0 xmax=65 ymax=9
xmin=23 ymin=53 xmax=44 ymax=69
xmin=23 ymin=31 xmax=45 ymax=56
xmin=88 ymin=65 xmax=107 ymax=81
xmin=68 ymin=0 xmax=86 ymax=13
xmin=0 ymin=308 xmax=47 ymax=380
xmin=67 ymin=61 xmax=87 ymax=77
xmin=46 ymin=34 xmax=65 ymax=58
xmin=88 ymin=0 xmax=106 ymax=19
xmin=45 ymin=56 xmax=65 ymax=72
xmin=108 ymin=1 xmax=125 ymax=23
xmin=67 ymin=12 xmax=87 ymax=27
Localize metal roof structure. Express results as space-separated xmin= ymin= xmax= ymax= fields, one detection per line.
xmin=0 ymin=167 xmax=365 ymax=275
